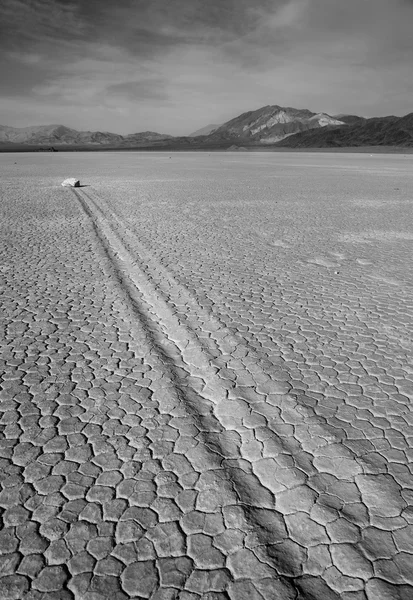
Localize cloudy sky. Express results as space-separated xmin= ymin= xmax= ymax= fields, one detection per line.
xmin=1 ymin=0 xmax=413 ymax=135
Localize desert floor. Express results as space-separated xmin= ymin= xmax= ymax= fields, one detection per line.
xmin=1 ymin=151 xmax=413 ymax=600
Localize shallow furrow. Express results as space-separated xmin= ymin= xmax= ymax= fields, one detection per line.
xmin=74 ymin=187 xmax=412 ymax=598
xmin=79 ymin=188 xmax=408 ymax=496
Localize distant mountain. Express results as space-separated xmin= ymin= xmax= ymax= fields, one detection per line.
xmin=204 ymin=105 xmax=345 ymax=144
xmin=2 ymin=106 xmax=413 ymax=151
xmin=333 ymin=114 xmax=367 ymax=125
xmin=275 ymin=114 xmax=413 ymax=148
xmin=188 ymin=123 xmax=221 ymax=137
xmin=0 ymin=124 xmax=123 ymax=145
xmin=122 ymin=131 xmax=173 ymax=144
xmin=0 ymin=124 xmax=172 ymax=146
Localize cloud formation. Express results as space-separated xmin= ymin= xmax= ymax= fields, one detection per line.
xmin=1 ymin=0 xmax=413 ymax=134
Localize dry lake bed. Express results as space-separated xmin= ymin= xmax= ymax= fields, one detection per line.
xmin=1 ymin=151 xmax=413 ymax=600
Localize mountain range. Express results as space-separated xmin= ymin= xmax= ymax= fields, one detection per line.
xmin=1 ymin=104 xmax=413 ymax=150
xmin=0 ymin=124 xmax=172 ymax=147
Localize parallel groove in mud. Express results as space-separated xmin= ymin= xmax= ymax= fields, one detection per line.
xmin=73 ymin=187 xmax=413 ymax=598
xmin=75 ymin=188 xmax=340 ymax=597
xmin=1 ymin=154 xmax=412 ymax=600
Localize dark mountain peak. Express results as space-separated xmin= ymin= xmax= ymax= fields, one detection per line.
xmin=188 ymin=123 xmax=222 ymax=137
xmin=332 ymin=114 xmax=366 ymax=125
xmin=393 ymin=112 xmax=413 ymax=126
xmin=125 ymin=131 xmax=173 ymax=139
xmin=275 ymin=112 xmax=413 ymax=148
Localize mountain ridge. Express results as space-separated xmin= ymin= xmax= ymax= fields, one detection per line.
xmin=274 ymin=113 xmax=413 ymax=148
xmin=0 ymin=124 xmax=173 ymax=146
xmin=2 ymin=104 xmax=413 ymax=149
xmin=188 ymin=123 xmax=221 ymax=137
xmin=206 ymin=105 xmax=345 ymax=144
xmin=0 ymin=105 xmax=345 ymax=147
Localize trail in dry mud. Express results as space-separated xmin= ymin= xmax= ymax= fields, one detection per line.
xmin=73 ymin=187 xmax=413 ymax=599
xmin=0 ymin=170 xmax=412 ymax=600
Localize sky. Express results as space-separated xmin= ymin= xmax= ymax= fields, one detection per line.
xmin=1 ymin=0 xmax=413 ymax=135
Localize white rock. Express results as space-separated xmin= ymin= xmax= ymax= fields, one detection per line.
xmin=61 ymin=178 xmax=80 ymax=187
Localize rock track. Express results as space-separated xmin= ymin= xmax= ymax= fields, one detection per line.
xmin=0 ymin=174 xmax=412 ymax=600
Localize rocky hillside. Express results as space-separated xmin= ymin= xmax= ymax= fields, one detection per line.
xmin=332 ymin=115 xmax=367 ymax=126
xmin=188 ymin=123 xmax=221 ymax=137
xmin=205 ymin=105 xmax=345 ymax=144
xmin=122 ymin=131 xmax=174 ymax=145
xmin=0 ymin=124 xmax=172 ymax=146
xmin=275 ymin=114 xmax=413 ymax=148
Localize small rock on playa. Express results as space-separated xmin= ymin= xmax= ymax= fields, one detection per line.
xmin=61 ymin=178 xmax=80 ymax=187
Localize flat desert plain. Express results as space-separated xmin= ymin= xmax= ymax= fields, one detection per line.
xmin=1 ymin=151 xmax=413 ymax=600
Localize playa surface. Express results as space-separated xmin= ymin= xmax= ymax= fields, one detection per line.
xmin=1 ymin=151 xmax=413 ymax=600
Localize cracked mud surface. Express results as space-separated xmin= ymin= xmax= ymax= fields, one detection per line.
xmin=1 ymin=151 xmax=413 ymax=599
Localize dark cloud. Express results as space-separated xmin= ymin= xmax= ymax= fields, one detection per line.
xmin=0 ymin=53 xmax=50 ymax=96
xmin=0 ymin=0 xmax=283 ymax=55
xmin=0 ymin=0 xmax=86 ymax=52
xmin=106 ymin=79 xmax=168 ymax=101
xmin=79 ymin=0 xmax=281 ymax=40
xmin=1 ymin=0 xmax=413 ymax=133
xmin=3 ymin=0 xmax=412 ymax=69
